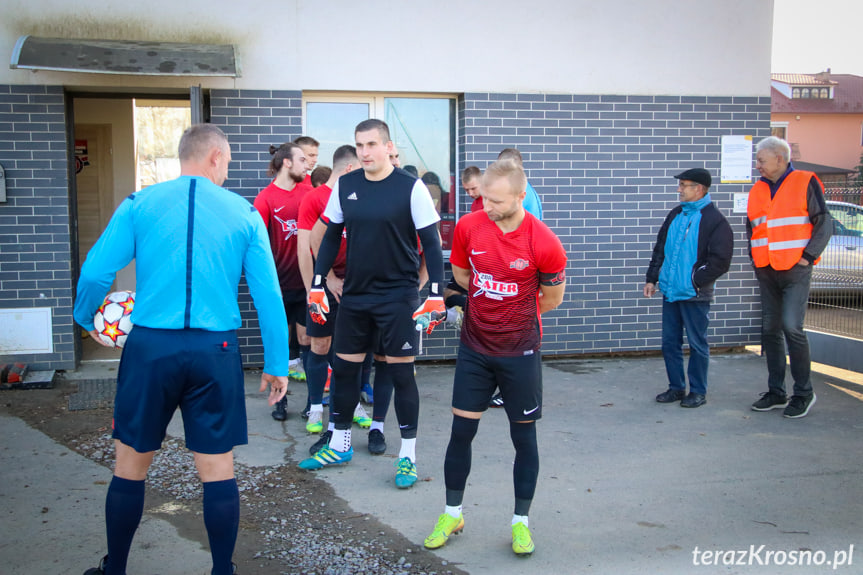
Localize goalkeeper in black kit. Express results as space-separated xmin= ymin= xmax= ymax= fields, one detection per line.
xmin=299 ymin=119 xmax=445 ymax=490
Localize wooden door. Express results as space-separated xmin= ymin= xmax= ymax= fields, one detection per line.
xmin=74 ymin=124 xmax=114 ymax=273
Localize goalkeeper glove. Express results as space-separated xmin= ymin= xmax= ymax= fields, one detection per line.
xmin=307 ymin=275 xmax=330 ymax=325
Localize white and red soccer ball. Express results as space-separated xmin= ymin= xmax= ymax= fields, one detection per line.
xmin=94 ymin=291 xmax=135 ymax=348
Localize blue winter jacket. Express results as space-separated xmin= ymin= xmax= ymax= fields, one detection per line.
xmin=645 ymin=194 xmax=734 ymax=303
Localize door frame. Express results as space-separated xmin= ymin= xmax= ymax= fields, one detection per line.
xmin=65 ymin=89 xmax=201 ymax=366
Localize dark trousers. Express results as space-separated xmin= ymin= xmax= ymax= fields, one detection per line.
xmin=754 ymin=265 xmax=813 ymax=397
xmin=662 ymin=298 xmax=711 ymax=395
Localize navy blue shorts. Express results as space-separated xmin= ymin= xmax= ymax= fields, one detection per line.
xmin=334 ymin=297 xmax=420 ymax=357
xmin=452 ymin=343 xmax=543 ymax=422
xmin=305 ymin=287 xmax=339 ymax=338
xmin=113 ymin=327 xmax=247 ymax=454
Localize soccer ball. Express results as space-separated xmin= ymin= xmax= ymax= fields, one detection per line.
xmin=94 ymin=291 xmax=135 ymax=348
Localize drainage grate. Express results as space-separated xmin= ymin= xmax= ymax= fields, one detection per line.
xmin=67 ymin=378 xmax=117 ymax=411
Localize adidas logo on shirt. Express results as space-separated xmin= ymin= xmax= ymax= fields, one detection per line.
xmin=401 ymin=341 xmax=413 ymax=350
xmin=347 ymin=192 xmax=358 ymax=200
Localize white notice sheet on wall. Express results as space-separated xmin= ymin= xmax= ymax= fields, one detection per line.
xmin=721 ymin=135 xmax=753 ymax=183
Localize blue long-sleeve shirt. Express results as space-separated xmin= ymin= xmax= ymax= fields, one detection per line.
xmin=73 ymin=175 xmax=290 ymax=375
xmin=524 ymin=181 xmax=543 ymax=220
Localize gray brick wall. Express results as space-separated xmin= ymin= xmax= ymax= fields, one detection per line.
xmin=209 ymin=89 xmax=303 ymax=367
xmin=422 ymin=93 xmax=769 ymax=360
xmin=0 ymin=86 xmax=769 ymax=370
xmin=0 ymin=85 xmax=74 ymax=370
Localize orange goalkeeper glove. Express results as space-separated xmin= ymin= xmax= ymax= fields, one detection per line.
xmin=307 ymin=276 xmax=330 ymax=325
xmin=412 ymin=297 xmax=446 ymax=334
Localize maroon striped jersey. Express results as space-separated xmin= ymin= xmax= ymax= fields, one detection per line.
xmin=253 ymin=180 xmax=312 ymax=292
xmin=450 ymin=210 xmax=566 ymax=356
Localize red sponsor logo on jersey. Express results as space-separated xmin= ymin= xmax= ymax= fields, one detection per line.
xmin=509 ymin=258 xmax=529 ymax=270
xmin=274 ymin=215 xmax=298 ymax=240
xmin=472 ymin=271 xmax=518 ymax=300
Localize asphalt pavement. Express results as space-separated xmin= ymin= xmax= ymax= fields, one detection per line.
xmin=2 ymin=350 xmax=862 ymax=575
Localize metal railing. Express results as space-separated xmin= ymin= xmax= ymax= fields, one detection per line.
xmin=806 ymin=187 xmax=863 ymax=339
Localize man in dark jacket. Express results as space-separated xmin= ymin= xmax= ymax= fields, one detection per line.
xmin=644 ymin=168 xmax=733 ymax=408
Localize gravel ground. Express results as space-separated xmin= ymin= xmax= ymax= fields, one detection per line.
xmin=71 ymin=432 xmax=464 ymax=575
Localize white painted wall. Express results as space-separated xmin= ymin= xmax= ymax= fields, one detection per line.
xmin=1 ymin=0 xmax=773 ymax=96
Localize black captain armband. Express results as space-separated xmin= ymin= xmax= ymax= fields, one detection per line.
xmin=540 ymin=270 xmax=566 ymax=286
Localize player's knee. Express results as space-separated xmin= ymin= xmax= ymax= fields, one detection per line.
xmin=310 ymin=336 xmax=331 ymax=355
xmin=451 ymin=414 xmax=480 ymax=443
xmin=388 ymin=362 xmax=416 ymax=390
xmin=509 ymin=420 xmax=537 ymax=450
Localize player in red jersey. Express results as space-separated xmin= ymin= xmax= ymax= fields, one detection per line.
xmin=462 ymin=165 xmax=483 ymax=214
xmin=294 ymin=136 xmax=319 ymax=187
xmin=254 ymin=142 xmax=313 ymax=421
xmin=423 ymin=159 xmax=567 ymax=556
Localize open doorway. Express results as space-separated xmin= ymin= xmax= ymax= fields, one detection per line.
xmin=73 ymin=96 xmax=191 ymax=361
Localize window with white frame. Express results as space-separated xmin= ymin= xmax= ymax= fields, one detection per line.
xmin=303 ymin=93 xmax=458 ymax=249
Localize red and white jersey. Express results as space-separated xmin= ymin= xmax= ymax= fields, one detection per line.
xmin=450 ymin=210 xmax=567 ymax=356
xmin=298 ymin=184 xmax=347 ymax=278
xmin=253 ymin=180 xmax=312 ymax=292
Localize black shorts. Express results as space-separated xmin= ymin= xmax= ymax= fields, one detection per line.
xmin=284 ymin=299 xmax=306 ymax=329
xmin=113 ymin=327 xmax=247 ymax=454
xmin=306 ymin=288 xmax=339 ymax=338
xmin=334 ymin=297 xmax=420 ymax=357
xmin=452 ymin=343 xmax=542 ymax=422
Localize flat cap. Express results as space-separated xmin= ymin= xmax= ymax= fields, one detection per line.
xmin=674 ymin=168 xmax=712 ymax=188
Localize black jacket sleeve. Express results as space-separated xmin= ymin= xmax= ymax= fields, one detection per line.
xmin=692 ymin=205 xmax=734 ymax=289
xmin=801 ymin=175 xmax=833 ymax=263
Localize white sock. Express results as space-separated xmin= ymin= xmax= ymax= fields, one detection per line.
xmin=332 ymin=428 xmax=351 ymax=452
xmin=398 ymin=437 xmax=416 ymax=462
xmin=310 ymin=404 xmax=323 ymax=414
xmin=512 ymin=514 xmax=529 ymax=527
xmin=327 ymin=421 xmax=335 ymax=432
xmin=445 ymin=505 xmax=463 ymax=518
xmin=289 ymin=358 xmax=300 ymax=367
xmin=370 ymin=421 xmax=384 ymax=433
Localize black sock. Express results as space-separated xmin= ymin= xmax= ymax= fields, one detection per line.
xmin=104 ymin=476 xmax=145 ymax=575
xmin=372 ymin=360 xmax=393 ymax=422
xmin=389 ymin=362 xmax=418 ymax=438
xmin=444 ymin=415 xmax=479 ymax=499
xmin=510 ymin=420 xmax=539 ymax=514
xmin=203 ymin=478 xmax=239 ymax=575
xmin=306 ymin=351 xmax=328 ymax=405
xmin=332 ymin=356 xmax=362 ymax=428
xmin=361 ymin=353 xmax=373 ymax=387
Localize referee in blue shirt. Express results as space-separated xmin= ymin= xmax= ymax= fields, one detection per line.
xmin=75 ymin=124 xmax=290 ymax=575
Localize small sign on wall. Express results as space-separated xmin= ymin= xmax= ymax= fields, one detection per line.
xmin=0 ymin=308 xmax=54 ymax=354
xmin=733 ymin=192 xmax=749 ymax=214
xmin=721 ymin=135 xmax=753 ymax=184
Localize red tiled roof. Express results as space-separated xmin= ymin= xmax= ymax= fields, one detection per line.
xmin=772 ymin=73 xmax=836 ymax=86
xmin=771 ymin=74 xmax=863 ymax=114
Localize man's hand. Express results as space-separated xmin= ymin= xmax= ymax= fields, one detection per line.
xmin=308 ymin=287 xmax=330 ymax=325
xmin=643 ymin=283 xmax=657 ymax=298
xmin=412 ymin=297 xmax=446 ymax=334
xmin=796 ymin=258 xmax=811 ymax=267
xmin=326 ymin=273 xmax=344 ymax=303
xmin=260 ymin=373 xmax=289 ymax=405
xmin=88 ymin=329 xmax=112 ymax=348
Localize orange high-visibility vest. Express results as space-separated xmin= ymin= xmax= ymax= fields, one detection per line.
xmin=747 ymin=170 xmax=821 ymax=270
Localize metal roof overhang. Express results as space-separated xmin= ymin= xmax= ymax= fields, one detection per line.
xmin=10 ymin=35 xmax=238 ymax=77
